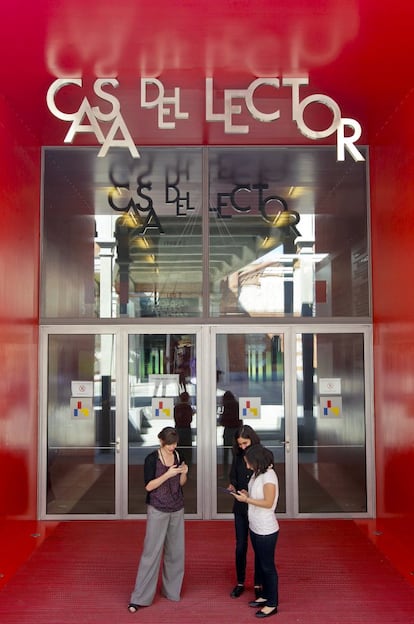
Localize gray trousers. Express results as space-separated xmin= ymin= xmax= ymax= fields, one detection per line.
xmin=130 ymin=505 xmax=185 ymax=606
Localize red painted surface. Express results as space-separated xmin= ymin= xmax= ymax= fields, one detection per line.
xmin=0 ymin=0 xmax=413 ymax=584
xmin=0 ymin=0 xmax=412 ymax=148
xmin=0 ymin=521 xmax=58 ymax=589
xmin=1 ymin=521 xmax=414 ymax=621
xmin=370 ymin=86 xmax=414 ymax=575
xmin=0 ymin=96 xmax=40 ymax=521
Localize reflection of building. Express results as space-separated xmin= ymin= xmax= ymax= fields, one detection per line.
xmin=44 ymin=146 xmax=370 ymax=320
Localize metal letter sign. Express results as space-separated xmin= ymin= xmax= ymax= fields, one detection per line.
xmin=47 ymin=76 xmax=364 ymax=162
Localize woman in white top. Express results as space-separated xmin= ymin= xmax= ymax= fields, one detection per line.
xmin=232 ymin=444 xmax=279 ymax=619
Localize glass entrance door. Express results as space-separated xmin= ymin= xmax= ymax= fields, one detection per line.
xmin=40 ymin=328 xmax=202 ymax=519
xmin=127 ymin=332 xmax=198 ymax=515
xmin=40 ymin=325 xmax=373 ymax=519
xmin=215 ymin=330 xmax=288 ymax=516
xmin=213 ymin=326 xmax=373 ymax=517
xmin=295 ymin=330 xmax=372 ymax=514
xmin=43 ymin=332 xmax=118 ymax=515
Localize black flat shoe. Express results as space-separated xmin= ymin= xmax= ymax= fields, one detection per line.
xmin=230 ymin=584 xmax=245 ymax=598
xmin=128 ymin=604 xmax=139 ymax=613
xmin=249 ymin=598 xmax=268 ymax=607
xmin=255 ymin=607 xmax=278 ymax=618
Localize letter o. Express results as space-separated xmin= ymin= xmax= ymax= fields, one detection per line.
xmin=296 ymin=93 xmax=341 ymax=139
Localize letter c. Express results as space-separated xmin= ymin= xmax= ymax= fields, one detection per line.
xmin=245 ymin=78 xmax=281 ymax=122
xmin=46 ymin=78 xmax=83 ymax=121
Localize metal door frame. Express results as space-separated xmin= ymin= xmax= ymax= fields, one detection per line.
xmin=38 ymin=323 xmax=374 ymax=520
xmin=208 ymin=325 xmax=295 ymax=519
xmin=208 ymin=324 xmax=375 ymax=519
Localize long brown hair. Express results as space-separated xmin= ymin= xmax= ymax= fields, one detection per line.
xmin=244 ymin=444 xmax=274 ymax=475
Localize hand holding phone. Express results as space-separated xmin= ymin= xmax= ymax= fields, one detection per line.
xmin=231 ymin=489 xmax=248 ymax=502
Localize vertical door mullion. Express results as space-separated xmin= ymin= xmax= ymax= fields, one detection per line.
xmin=200 ymin=325 xmax=214 ymax=519
xmin=117 ymin=328 xmax=128 ymax=518
xmin=38 ymin=327 xmax=49 ymax=519
xmin=364 ymin=327 xmax=375 ymax=516
xmin=284 ymin=328 xmax=299 ymax=517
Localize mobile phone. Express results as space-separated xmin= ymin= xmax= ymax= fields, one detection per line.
xmin=218 ymin=487 xmax=234 ymax=495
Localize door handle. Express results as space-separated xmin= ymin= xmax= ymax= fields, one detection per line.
xmin=110 ymin=437 xmax=120 ymax=453
xmin=281 ymin=438 xmax=290 ymax=453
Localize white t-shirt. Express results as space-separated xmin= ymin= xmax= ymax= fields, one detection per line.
xmin=248 ymin=468 xmax=279 ymax=535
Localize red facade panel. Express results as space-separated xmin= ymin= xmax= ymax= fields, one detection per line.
xmin=0 ymin=98 xmax=40 ymax=520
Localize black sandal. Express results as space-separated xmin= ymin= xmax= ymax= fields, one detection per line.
xmin=128 ymin=604 xmax=139 ymax=613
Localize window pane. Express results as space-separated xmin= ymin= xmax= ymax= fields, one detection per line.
xmin=296 ymin=332 xmax=367 ymax=513
xmin=42 ymin=148 xmax=203 ymax=318
xmin=209 ymin=147 xmax=369 ymax=318
xmin=216 ymin=333 xmax=286 ymax=514
xmin=47 ymin=334 xmax=116 ymax=514
xmin=128 ymin=333 xmax=197 ymax=514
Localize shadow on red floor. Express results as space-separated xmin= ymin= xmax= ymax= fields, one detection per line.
xmin=0 ymin=519 xmax=414 ymax=623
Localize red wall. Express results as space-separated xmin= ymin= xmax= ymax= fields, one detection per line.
xmin=371 ymin=89 xmax=414 ymax=551
xmin=0 ymin=96 xmax=40 ymax=520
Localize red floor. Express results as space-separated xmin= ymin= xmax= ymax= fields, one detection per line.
xmin=0 ymin=520 xmax=59 ymax=590
xmin=0 ymin=520 xmax=414 ymax=623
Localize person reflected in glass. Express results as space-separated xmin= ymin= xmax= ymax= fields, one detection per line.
xmin=128 ymin=427 xmax=188 ymax=613
xmin=219 ymin=391 xmax=241 ymax=472
xmin=232 ymin=445 xmax=279 ymax=619
xmin=174 ymin=341 xmax=191 ymax=393
xmin=173 ymin=391 xmax=194 ymax=466
xmin=227 ymin=425 xmax=263 ymax=600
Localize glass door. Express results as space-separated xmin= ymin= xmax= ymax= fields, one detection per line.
xmin=40 ymin=325 xmax=373 ymax=519
xmin=214 ymin=329 xmax=290 ymax=517
xmin=127 ymin=331 xmax=199 ymax=515
xmin=295 ymin=330 xmax=373 ymax=514
xmin=40 ymin=327 xmax=202 ymax=518
xmin=43 ymin=332 xmax=118 ymax=516
xmin=212 ymin=326 xmax=374 ymax=518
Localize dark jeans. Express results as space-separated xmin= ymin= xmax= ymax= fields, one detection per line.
xmin=234 ymin=510 xmax=261 ymax=586
xmin=249 ymin=529 xmax=279 ymax=608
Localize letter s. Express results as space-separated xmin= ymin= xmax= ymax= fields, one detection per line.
xmin=92 ymin=79 xmax=121 ymax=121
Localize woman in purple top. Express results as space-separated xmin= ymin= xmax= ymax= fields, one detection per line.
xmin=128 ymin=427 xmax=188 ymax=613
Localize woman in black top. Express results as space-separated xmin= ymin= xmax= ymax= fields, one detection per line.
xmin=128 ymin=427 xmax=188 ymax=612
xmin=227 ymin=424 xmax=262 ymax=599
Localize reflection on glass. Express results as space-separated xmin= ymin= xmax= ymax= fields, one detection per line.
xmin=216 ymin=333 xmax=286 ymax=514
xmin=128 ymin=334 xmax=197 ymax=514
xmin=42 ymin=148 xmax=203 ymax=319
xmin=42 ymin=146 xmax=368 ymax=320
xmin=296 ymin=332 xmax=367 ymax=513
xmin=209 ymin=147 xmax=368 ymax=318
xmin=46 ymin=334 xmax=116 ymax=514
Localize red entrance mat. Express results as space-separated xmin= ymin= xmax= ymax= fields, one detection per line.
xmin=0 ymin=519 xmax=413 ymax=623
